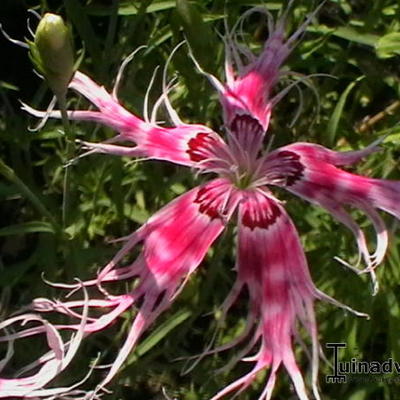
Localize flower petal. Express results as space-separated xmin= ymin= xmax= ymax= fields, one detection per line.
xmin=261 ymin=143 xmax=400 ymax=278
xmin=0 ymin=285 xmax=88 ymax=398
xmin=211 ymin=189 xmax=319 ymax=400
xmin=23 ymin=71 xmax=231 ymax=171
xmin=217 ymin=6 xmax=322 ymax=157
xmin=0 ymin=179 xmax=241 ymax=397
xmin=89 ymin=178 xmax=241 ymax=388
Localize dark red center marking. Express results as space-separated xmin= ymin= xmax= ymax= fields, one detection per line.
xmin=194 ymin=186 xmax=222 ymax=220
xmin=230 ymin=114 xmax=263 ymax=137
xmin=276 ymin=150 xmax=304 ymax=186
xmin=187 ymin=133 xmax=218 ymax=162
xmin=242 ymin=199 xmax=281 ymax=230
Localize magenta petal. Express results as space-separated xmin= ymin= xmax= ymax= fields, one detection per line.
xmin=211 ymin=190 xmax=319 ymax=400
xmin=0 ymin=180 xmax=241 ymax=397
xmin=92 ymin=179 xmax=241 ymax=387
xmin=71 ymin=180 xmax=240 ymax=388
xmin=221 ymin=13 xmax=289 ymax=133
xmin=262 ymin=142 xmax=400 ymax=281
xmin=23 ymin=72 xmax=231 ymax=171
xmin=218 ymin=7 xmax=319 ymax=158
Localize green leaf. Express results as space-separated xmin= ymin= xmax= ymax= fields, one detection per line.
xmin=327 ymin=76 xmax=364 ymax=145
xmin=87 ymin=1 xmax=176 ymax=16
xmin=0 ymin=221 xmax=55 ymax=236
xmin=0 ymin=159 xmax=59 ymax=230
xmin=308 ymin=25 xmax=379 ymax=47
xmin=376 ymin=32 xmax=400 ymax=59
xmin=347 ymin=388 xmax=369 ymax=400
xmin=176 ymin=0 xmax=215 ymax=71
xmin=127 ymin=309 xmax=192 ymax=364
xmin=0 ymin=81 xmax=19 ymax=91
xmin=0 ymin=256 xmax=37 ymax=288
xmin=382 ymin=125 xmax=400 ymax=144
xmin=65 ymin=0 xmax=101 ymax=63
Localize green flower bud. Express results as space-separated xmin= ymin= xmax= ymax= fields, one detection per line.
xmin=29 ymin=13 xmax=74 ymax=97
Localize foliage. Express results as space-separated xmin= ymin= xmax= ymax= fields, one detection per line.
xmin=1 ymin=0 xmax=400 ymax=399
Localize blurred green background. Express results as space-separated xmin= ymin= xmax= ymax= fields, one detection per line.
xmin=1 ymin=0 xmax=400 ymax=399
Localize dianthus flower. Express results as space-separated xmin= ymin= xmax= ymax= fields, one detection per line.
xmin=1 ymin=5 xmax=400 ymax=400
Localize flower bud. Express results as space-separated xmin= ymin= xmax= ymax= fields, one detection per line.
xmin=30 ymin=13 xmax=74 ymax=97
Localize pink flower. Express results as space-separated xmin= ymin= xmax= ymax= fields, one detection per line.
xmin=2 ymin=6 xmax=399 ymax=400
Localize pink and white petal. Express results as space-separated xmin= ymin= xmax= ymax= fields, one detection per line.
xmin=0 ymin=317 xmax=74 ymax=398
xmin=368 ymin=179 xmax=400 ymax=219
xmin=211 ymin=190 xmax=319 ymax=400
xmin=94 ymin=179 xmax=241 ymax=387
xmin=120 ymin=178 xmax=241 ymax=284
xmin=261 ymin=144 xmax=400 ymax=275
xmin=265 ymin=142 xmax=400 ymax=217
xmin=6 ymin=296 xmax=137 ymax=339
xmin=220 ymin=6 xmax=323 ymax=156
xmin=285 ymin=139 xmax=382 ymax=166
xmin=221 ymin=8 xmax=288 ymax=132
xmin=69 ymin=71 xmax=149 ymax=138
xmin=69 ymin=73 xmax=233 ymax=169
xmin=70 ymin=71 xmax=121 ymax=112
xmin=33 ymin=179 xmax=241 ymax=390
xmin=138 ymin=124 xmax=232 ymax=170
xmin=69 ymin=72 xmax=232 ymax=169
xmin=210 ymin=360 xmax=270 ymax=400
xmin=0 ymin=288 xmax=89 ymax=398
xmin=21 ymin=103 xmax=144 ymax=137
xmin=23 ymin=98 xmax=230 ymax=170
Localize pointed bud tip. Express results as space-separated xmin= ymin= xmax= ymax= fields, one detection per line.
xmin=36 ymin=14 xmax=69 ymax=50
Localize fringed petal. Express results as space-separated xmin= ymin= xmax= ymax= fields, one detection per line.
xmin=211 ymin=189 xmax=320 ymax=400
xmin=0 ymin=180 xmax=241 ymax=397
xmin=260 ymin=142 xmax=400 ymax=285
xmin=282 ymin=140 xmax=382 ymax=166
xmin=23 ymin=71 xmax=231 ymax=171
xmin=219 ymin=6 xmax=322 ymax=158
xmin=0 ymin=286 xmax=88 ymax=399
xmin=80 ymin=179 xmax=241 ymax=389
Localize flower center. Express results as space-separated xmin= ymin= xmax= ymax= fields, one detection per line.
xmin=233 ymin=169 xmax=255 ymax=189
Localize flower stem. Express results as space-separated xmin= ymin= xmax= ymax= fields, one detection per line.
xmin=57 ymin=93 xmax=75 ymax=228
xmin=0 ymin=158 xmax=59 ymax=231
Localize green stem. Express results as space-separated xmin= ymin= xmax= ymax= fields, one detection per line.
xmin=58 ymin=94 xmax=75 ymax=153
xmin=57 ymin=93 xmax=75 ymax=227
xmin=100 ymin=0 xmax=119 ymax=81
xmin=0 ymin=158 xmax=59 ymax=231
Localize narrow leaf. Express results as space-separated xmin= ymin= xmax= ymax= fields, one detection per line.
xmin=308 ymin=25 xmax=379 ymax=47
xmin=176 ymin=0 xmax=215 ymax=71
xmin=376 ymin=32 xmax=400 ymax=59
xmin=0 ymin=221 xmax=55 ymax=236
xmin=87 ymin=1 xmax=176 ymax=16
xmin=128 ymin=309 xmax=192 ymax=363
xmin=327 ymin=76 xmax=364 ymax=145
xmin=65 ymin=0 xmax=102 ymax=63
